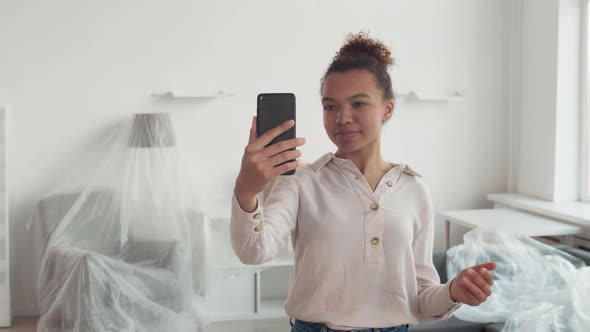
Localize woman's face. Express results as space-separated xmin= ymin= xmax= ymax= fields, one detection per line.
xmin=321 ymin=69 xmax=394 ymax=154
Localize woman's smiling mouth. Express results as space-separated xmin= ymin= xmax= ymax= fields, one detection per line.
xmin=336 ymin=130 xmax=361 ymax=141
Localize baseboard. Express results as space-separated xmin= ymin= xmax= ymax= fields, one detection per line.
xmin=12 ymin=306 xmax=39 ymax=318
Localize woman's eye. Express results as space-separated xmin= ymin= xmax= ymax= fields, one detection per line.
xmin=323 ymin=105 xmax=336 ymax=111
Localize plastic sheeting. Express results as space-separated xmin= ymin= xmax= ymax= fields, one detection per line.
xmin=35 ymin=113 xmax=237 ymax=332
xmin=447 ymin=228 xmax=590 ymax=332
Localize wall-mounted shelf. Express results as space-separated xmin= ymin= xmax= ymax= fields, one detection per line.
xmin=151 ymin=90 xmax=236 ymax=99
xmin=397 ymin=91 xmax=464 ymax=102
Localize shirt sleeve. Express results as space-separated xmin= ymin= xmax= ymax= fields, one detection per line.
xmin=230 ymin=174 xmax=299 ymax=265
xmin=412 ymin=179 xmax=462 ymax=321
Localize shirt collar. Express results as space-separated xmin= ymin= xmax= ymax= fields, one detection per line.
xmin=401 ymin=164 xmax=422 ymax=178
xmin=310 ymin=152 xmax=336 ymax=172
xmin=310 ymin=152 xmax=421 ymax=178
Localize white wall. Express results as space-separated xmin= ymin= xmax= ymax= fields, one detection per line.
xmin=0 ymin=0 xmax=511 ymax=315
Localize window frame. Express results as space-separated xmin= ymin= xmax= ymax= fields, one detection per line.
xmin=581 ymin=0 xmax=590 ymax=202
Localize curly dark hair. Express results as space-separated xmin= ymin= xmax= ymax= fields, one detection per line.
xmin=321 ymin=32 xmax=395 ymax=101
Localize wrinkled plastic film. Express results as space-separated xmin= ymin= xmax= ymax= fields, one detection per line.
xmin=447 ymin=228 xmax=589 ymax=332
xmin=34 ymin=113 xmax=268 ymax=331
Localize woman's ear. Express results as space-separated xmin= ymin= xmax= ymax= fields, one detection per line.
xmin=382 ymin=99 xmax=394 ymax=124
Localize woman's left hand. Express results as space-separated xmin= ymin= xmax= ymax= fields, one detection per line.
xmin=449 ymin=262 xmax=496 ymax=306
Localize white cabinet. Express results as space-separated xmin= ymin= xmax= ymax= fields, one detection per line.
xmin=0 ymin=107 xmax=10 ymax=327
xmin=204 ymin=261 xmax=294 ymax=321
xmin=256 ymin=264 xmax=293 ymax=318
xmin=202 ymin=215 xmax=294 ymax=321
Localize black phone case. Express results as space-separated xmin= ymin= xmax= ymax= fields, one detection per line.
xmin=256 ymin=93 xmax=296 ymax=175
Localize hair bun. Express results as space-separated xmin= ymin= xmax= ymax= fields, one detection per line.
xmin=334 ymin=32 xmax=395 ymax=69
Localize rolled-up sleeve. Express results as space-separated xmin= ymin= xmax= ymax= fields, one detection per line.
xmin=412 ymin=179 xmax=461 ymax=321
xmin=230 ymin=175 xmax=299 ymax=265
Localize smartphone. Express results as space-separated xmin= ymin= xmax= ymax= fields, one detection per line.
xmin=257 ymin=93 xmax=296 ymax=175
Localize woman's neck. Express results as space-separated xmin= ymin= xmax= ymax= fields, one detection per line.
xmin=334 ymin=141 xmax=390 ymax=176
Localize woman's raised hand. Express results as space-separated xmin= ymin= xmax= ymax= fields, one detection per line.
xmin=234 ymin=116 xmax=306 ymax=212
xmin=449 ymin=262 xmax=496 ymax=306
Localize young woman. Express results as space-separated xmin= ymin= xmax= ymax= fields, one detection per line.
xmin=231 ymin=32 xmax=495 ymax=332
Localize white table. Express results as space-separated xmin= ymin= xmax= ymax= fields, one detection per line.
xmin=439 ymin=208 xmax=584 ymax=249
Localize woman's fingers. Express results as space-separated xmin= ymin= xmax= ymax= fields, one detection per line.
xmin=245 ymin=120 xmax=299 ymax=160
xmin=265 ymin=149 xmax=302 ymax=168
xmin=472 ymin=262 xmax=497 ymax=271
xmin=237 ymin=118 xmax=301 ymax=199
xmin=466 ymin=269 xmax=492 ymax=297
xmin=263 ymin=137 xmax=306 ymax=158
xmin=459 ymin=284 xmax=481 ymax=306
xmin=457 ymin=267 xmax=494 ymax=304
xmin=460 ymin=276 xmax=487 ymax=303
xmin=248 ymin=116 xmax=257 ymax=144
xmin=480 ymin=267 xmax=494 ymax=286
xmin=238 ymin=117 xmax=303 ymax=195
xmin=271 ymin=159 xmax=301 ymax=176
xmin=252 ymin=120 xmax=295 ymax=150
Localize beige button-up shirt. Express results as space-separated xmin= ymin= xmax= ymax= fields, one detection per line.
xmin=230 ymin=152 xmax=461 ymax=330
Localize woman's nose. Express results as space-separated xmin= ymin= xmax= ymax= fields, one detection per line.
xmin=336 ymin=109 xmax=353 ymax=124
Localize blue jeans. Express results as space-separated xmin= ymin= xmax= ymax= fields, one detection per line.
xmin=290 ymin=318 xmax=409 ymax=332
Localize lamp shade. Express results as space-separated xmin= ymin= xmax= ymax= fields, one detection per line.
xmin=128 ymin=113 xmax=176 ymax=148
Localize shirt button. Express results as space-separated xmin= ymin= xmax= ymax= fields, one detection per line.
xmin=371 ymin=237 xmax=380 ymax=245
xmin=386 ymin=180 xmax=393 ymax=187
xmin=370 ymin=202 xmax=380 ymax=211
xmin=253 ymin=212 xmax=261 ymax=220
xmin=254 ymin=223 xmax=264 ymax=232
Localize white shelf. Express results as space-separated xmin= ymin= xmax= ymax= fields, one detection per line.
xmin=262 ymin=257 xmax=294 ymax=267
xmin=397 ymin=90 xmax=464 ymax=101
xmin=206 ymin=259 xmax=292 ymax=278
xmin=210 ymin=255 xmax=293 ymax=272
xmin=258 ymin=298 xmax=288 ymax=317
xmin=208 ymin=312 xmax=254 ymax=322
xmin=209 ymin=299 xmax=288 ymax=321
xmin=151 ymin=90 xmax=236 ymax=99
